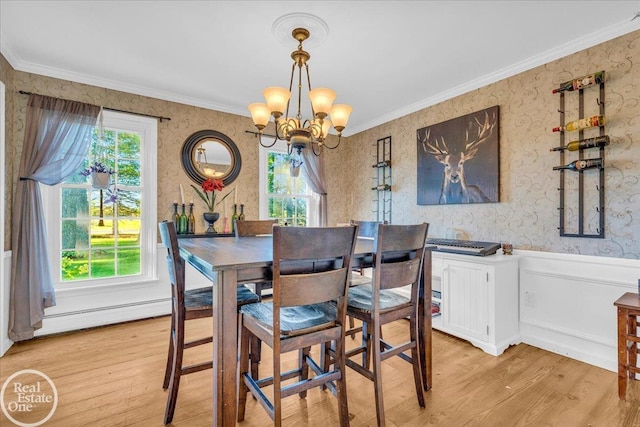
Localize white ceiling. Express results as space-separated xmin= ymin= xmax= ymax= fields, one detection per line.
xmin=1 ymin=1 xmax=639 ymax=136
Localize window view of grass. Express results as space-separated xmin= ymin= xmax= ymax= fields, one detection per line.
xmin=60 ymin=128 xmax=143 ymax=282
xmin=267 ymin=152 xmax=309 ymax=226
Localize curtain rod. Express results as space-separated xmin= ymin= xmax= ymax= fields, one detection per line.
xmin=18 ymin=90 xmax=171 ymax=122
xmin=245 ymin=130 xmax=277 ymax=138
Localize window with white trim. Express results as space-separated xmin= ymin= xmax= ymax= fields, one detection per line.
xmin=44 ymin=111 xmax=157 ymax=287
xmin=259 ymin=140 xmax=317 ymax=226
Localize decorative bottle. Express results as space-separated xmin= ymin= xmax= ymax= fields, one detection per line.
xmin=550 ymin=135 xmax=610 ymax=152
xmin=179 ymin=204 xmax=188 ymax=234
xmin=239 ymin=204 xmax=245 ymax=221
xmin=172 ymin=203 xmax=180 ymax=227
xmin=552 ymin=71 xmax=604 ymax=94
xmin=372 ymin=184 xmax=391 ymax=191
xmin=552 ymin=115 xmax=605 ymax=132
xmin=187 ymin=203 xmax=196 ymax=234
xmin=231 ymin=204 xmax=239 ymax=233
xmin=553 ymin=158 xmax=602 ymax=171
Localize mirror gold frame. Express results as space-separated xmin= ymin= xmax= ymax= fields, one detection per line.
xmin=181 ymin=130 xmax=242 ymax=186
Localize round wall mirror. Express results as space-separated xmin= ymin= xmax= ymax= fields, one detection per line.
xmin=181 ymin=130 xmax=242 ymax=186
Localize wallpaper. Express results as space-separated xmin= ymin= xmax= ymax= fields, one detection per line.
xmin=2 ymin=30 xmax=639 ymax=259
xmin=0 ymin=54 xmax=14 ymax=251
xmin=329 ymin=30 xmax=640 ymax=259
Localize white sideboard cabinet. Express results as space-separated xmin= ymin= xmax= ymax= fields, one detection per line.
xmin=431 ymin=251 xmax=520 ymax=356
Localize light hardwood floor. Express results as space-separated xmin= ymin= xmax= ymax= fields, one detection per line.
xmin=1 ymin=315 xmax=639 ymax=426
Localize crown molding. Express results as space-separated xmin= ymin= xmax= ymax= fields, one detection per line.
xmin=3 ymin=19 xmax=638 ymax=137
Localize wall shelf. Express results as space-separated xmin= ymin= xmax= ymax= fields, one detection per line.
xmin=554 ymin=72 xmax=606 ymax=238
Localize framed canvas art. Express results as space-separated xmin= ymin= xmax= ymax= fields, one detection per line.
xmin=417 ymin=106 xmax=500 ymax=205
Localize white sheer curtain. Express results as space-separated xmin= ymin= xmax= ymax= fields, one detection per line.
xmin=9 ymin=94 xmax=100 ymax=341
xmin=301 ymin=148 xmax=328 ymax=227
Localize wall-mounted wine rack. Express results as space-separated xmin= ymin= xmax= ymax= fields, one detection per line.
xmin=554 ymin=71 xmax=606 ymax=238
xmin=372 ymin=136 xmax=392 ymax=224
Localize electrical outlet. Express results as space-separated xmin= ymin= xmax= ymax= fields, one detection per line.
xmin=524 ymin=291 xmax=535 ymax=308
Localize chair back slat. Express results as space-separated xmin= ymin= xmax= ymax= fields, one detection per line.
xmin=235 ymin=219 xmax=278 ymax=237
xmin=273 ymin=225 xmax=358 ymax=310
xmin=276 ymin=226 xmax=358 ymax=260
xmin=378 ymin=257 xmax=422 ymax=291
xmin=350 ymin=220 xmax=386 ymax=238
xmin=279 ymin=268 xmax=349 ymax=307
xmin=373 ymin=223 xmax=429 ymax=295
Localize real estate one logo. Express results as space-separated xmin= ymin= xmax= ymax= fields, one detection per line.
xmin=1 ymin=369 xmax=58 ymax=427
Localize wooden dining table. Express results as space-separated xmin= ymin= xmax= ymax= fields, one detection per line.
xmin=178 ymin=235 xmax=433 ymax=426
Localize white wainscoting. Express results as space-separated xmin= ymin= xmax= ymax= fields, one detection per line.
xmin=518 ymin=250 xmax=639 ymax=372
xmin=0 ymin=245 xmax=215 ymax=351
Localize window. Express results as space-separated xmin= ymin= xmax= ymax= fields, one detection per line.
xmin=44 ymin=111 xmax=157 ymax=287
xmin=259 ymin=140 xmax=317 ymax=226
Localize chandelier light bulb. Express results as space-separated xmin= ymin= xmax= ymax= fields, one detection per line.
xmin=263 ymin=87 xmax=291 ymax=118
xmin=309 ymin=88 xmax=336 ymax=117
xmin=330 ymin=104 xmax=352 ymax=132
xmin=248 ymin=103 xmax=271 ymax=130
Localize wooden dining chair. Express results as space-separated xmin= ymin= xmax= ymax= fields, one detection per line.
xmin=158 ymin=221 xmax=259 ymax=425
xmin=237 ymin=225 xmax=359 ymax=427
xmin=343 ymin=223 xmax=430 ymax=427
xmin=350 ymin=220 xmax=386 ymax=275
xmin=235 ymin=219 xmax=279 ymax=300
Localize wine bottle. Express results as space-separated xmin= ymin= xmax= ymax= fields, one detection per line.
xmin=179 ymin=204 xmax=188 ymax=234
xmin=372 ymin=160 xmax=391 ymax=168
xmin=239 ymin=204 xmax=245 ymax=221
xmin=372 ymin=184 xmax=391 ymax=191
xmin=552 ymin=71 xmax=604 ymax=93
xmin=187 ymin=203 xmax=196 ymax=234
xmin=553 ymin=158 xmax=602 ymax=171
xmin=550 ymin=135 xmax=610 ymax=152
xmin=172 ymin=203 xmax=180 ymax=227
xmin=231 ymin=204 xmax=239 ymax=233
xmin=552 ymin=115 xmax=605 ymax=132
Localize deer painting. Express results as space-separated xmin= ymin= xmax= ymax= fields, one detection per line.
xmin=417 ymin=107 xmax=499 ymax=205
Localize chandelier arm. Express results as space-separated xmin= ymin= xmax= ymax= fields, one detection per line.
xmin=311 ymin=142 xmax=322 ymax=156
xmin=258 ymin=132 xmax=279 ymax=148
xmin=322 ymin=134 xmax=341 ymax=150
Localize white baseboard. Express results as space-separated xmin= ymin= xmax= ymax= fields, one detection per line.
xmin=36 ymin=299 xmax=171 ymax=337
xmin=1 ymin=251 xmax=12 ymax=356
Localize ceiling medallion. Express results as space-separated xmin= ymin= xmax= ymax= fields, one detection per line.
xmin=272 ymin=13 xmax=329 ymax=49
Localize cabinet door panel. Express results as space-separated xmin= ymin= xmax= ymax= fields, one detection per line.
xmin=442 ymin=260 xmax=489 ymax=341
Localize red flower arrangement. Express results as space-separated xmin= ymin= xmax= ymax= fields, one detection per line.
xmin=191 ymin=178 xmax=233 ymax=212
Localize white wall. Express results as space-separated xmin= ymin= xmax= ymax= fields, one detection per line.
xmin=518 ymin=250 xmax=639 ymax=372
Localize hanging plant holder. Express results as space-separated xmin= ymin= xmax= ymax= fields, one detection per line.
xmin=91 ymin=171 xmax=111 ymax=189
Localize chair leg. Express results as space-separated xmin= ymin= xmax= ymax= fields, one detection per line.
xmin=299 ymin=347 xmax=310 ymax=398
xmin=164 ymin=330 xmax=183 ymax=425
xmin=237 ymin=323 xmax=251 ymax=422
xmin=409 ymin=314 xmax=425 ymax=408
xmin=334 ymin=332 xmax=351 ymax=426
xmin=250 ymin=335 xmax=261 ymax=380
xmin=273 ymin=348 xmax=283 ymax=427
xmin=362 ymin=322 xmax=371 ymax=370
xmin=349 ymin=315 xmax=356 ymax=339
xmin=371 ymin=323 xmax=386 ymax=427
xmin=254 ymin=283 xmax=263 ymax=301
xmin=163 ymin=315 xmax=176 ymax=389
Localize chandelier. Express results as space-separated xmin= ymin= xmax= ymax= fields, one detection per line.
xmin=248 ymin=27 xmax=352 ymax=157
